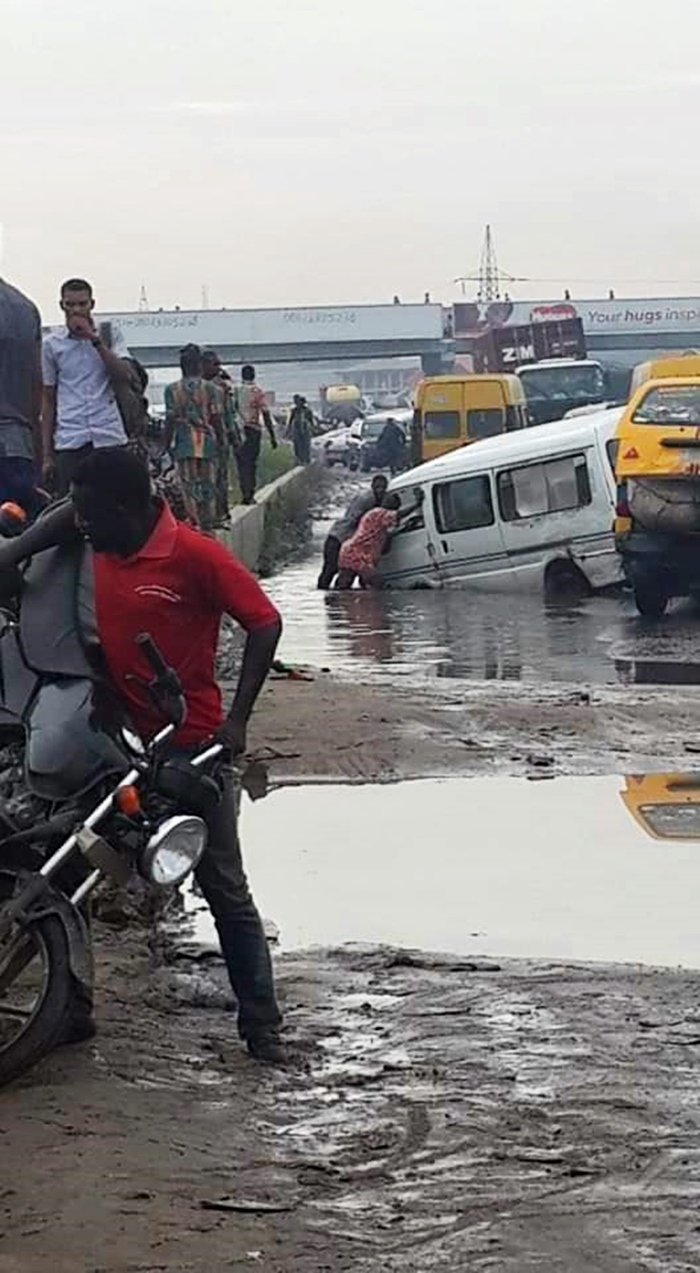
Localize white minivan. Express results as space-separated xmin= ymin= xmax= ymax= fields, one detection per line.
xmin=379 ymin=407 xmax=624 ymax=594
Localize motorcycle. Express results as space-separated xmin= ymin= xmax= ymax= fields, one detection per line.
xmin=0 ymin=526 xmax=222 ymax=1085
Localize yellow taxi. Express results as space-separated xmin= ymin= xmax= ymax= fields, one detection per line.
xmin=613 ymin=376 xmax=700 ymax=616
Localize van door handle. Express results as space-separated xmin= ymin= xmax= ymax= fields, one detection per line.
xmin=441 ymin=540 xmax=449 ymax=553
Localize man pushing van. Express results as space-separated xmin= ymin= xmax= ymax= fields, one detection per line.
xmin=317 ymin=475 xmax=389 ymax=589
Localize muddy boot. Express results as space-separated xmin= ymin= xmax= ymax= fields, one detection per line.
xmin=246 ymin=1028 xmax=286 ymax=1066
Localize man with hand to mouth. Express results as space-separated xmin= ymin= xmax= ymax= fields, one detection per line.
xmin=41 ymin=277 xmax=133 ymax=496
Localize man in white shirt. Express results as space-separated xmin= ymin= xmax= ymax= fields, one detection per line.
xmin=41 ymin=278 xmax=133 ymax=494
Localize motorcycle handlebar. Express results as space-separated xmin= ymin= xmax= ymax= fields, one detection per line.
xmin=191 ymin=743 xmax=224 ymax=768
xmin=135 ymin=632 xmax=187 ymax=729
xmin=136 ymin=632 xmax=170 ymax=679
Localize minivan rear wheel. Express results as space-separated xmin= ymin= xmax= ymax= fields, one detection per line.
xmin=545 ymin=561 xmax=590 ymax=601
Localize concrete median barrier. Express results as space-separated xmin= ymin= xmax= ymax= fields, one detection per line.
xmin=216 ymin=465 xmax=314 ymax=572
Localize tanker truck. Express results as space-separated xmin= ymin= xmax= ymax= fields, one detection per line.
xmin=319 ymin=383 xmax=365 ymax=426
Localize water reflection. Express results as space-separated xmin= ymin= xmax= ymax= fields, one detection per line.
xmin=621 ymin=773 xmax=700 ymax=840
xmin=615 ymin=659 xmax=700 ymax=686
xmin=268 ymin=554 xmax=632 ymax=686
xmin=188 ymin=774 xmax=700 ymax=969
xmin=261 ymin=499 xmax=700 ymax=689
xmin=324 ymin=591 xmax=398 ymax=664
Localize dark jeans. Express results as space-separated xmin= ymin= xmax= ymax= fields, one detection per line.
xmin=293 ymin=432 xmax=311 ymax=466
xmin=317 ymin=534 xmax=341 ymax=589
xmin=236 ymin=428 xmax=262 ymax=503
xmin=194 ymin=763 xmax=281 ymax=1037
xmin=55 ymin=443 xmax=127 ymax=497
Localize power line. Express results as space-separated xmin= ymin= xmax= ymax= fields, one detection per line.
xmin=450 ymin=273 xmax=700 ymax=291
xmin=504 ymin=277 xmax=700 ymax=287
xmin=450 ymin=229 xmax=700 ymax=298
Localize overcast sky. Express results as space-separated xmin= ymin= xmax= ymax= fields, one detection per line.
xmin=2 ymin=0 xmax=699 ymax=320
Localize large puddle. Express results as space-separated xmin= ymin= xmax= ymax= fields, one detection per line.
xmin=188 ymin=773 xmax=700 ymax=970
xmin=264 ymin=490 xmax=700 ymax=689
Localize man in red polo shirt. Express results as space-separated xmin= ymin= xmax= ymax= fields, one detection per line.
xmin=69 ymin=448 xmax=284 ymax=1063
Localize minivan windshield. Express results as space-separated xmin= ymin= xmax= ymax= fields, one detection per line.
xmin=632 ymin=384 xmax=700 ymax=426
xmin=519 ymin=365 xmax=605 ymax=402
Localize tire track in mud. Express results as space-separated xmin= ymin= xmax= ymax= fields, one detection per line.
xmin=266 ymin=947 xmax=700 ymax=1271
xmin=13 ymin=921 xmax=700 ymax=1271
xmin=147 ymin=920 xmax=700 ymax=1269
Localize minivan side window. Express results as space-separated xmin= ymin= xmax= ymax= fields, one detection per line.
xmin=424 ymin=410 xmax=460 ymax=439
xmin=396 ymin=489 xmax=425 ymax=533
xmin=497 ymin=453 xmax=592 ymax=521
xmin=433 ymin=475 xmax=494 ymax=533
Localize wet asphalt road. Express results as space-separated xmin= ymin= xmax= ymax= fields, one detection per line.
xmin=265 ymin=478 xmax=700 ymax=690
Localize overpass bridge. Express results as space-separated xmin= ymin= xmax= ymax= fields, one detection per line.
xmin=100 ymin=295 xmax=700 ymax=377
xmin=100 ymin=303 xmax=453 ymax=374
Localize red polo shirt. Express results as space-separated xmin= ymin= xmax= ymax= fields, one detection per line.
xmin=93 ymin=503 xmax=280 ymax=745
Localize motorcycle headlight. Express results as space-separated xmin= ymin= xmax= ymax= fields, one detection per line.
xmin=140 ymin=815 xmax=207 ymax=887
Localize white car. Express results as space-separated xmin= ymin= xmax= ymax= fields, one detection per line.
xmin=311 ymin=425 xmax=355 ymax=467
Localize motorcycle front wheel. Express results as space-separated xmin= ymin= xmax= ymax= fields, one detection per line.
xmin=0 ymin=887 xmax=77 ymax=1085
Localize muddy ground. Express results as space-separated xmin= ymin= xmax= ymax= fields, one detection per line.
xmin=3 ymin=927 xmax=700 ymax=1271
xmin=246 ymin=670 xmax=700 ymax=783
xmin=6 ymin=619 xmax=700 ymax=1267
xmin=4 ymin=672 xmax=700 ymax=1272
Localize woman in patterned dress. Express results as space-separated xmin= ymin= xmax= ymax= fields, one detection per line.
xmin=163 ymin=344 xmax=223 ymax=531
xmin=336 ymin=489 xmax=425 ymax=588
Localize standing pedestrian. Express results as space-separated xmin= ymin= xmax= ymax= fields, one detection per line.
xmin=202 ymin=349 xmax=241 ymax=527
xmin=289 ymin=394 xmax=314 ymax=465
xmin=41 ymin=278 xmax=133 ymax=495
xmin=317 ymin=474 xmax=388 ymax=589
xmin=0 ymin=275 xmax=42 ymax=513
xmin=375 ymin=416 xmax=407 ymax=475
xmin=67 ymin=448 xmax=285 ymax=1063
xmin=164 ymin=344 xmax=222 ymax=531
xmin=234 ymin=364 xmax=277 ymax=505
